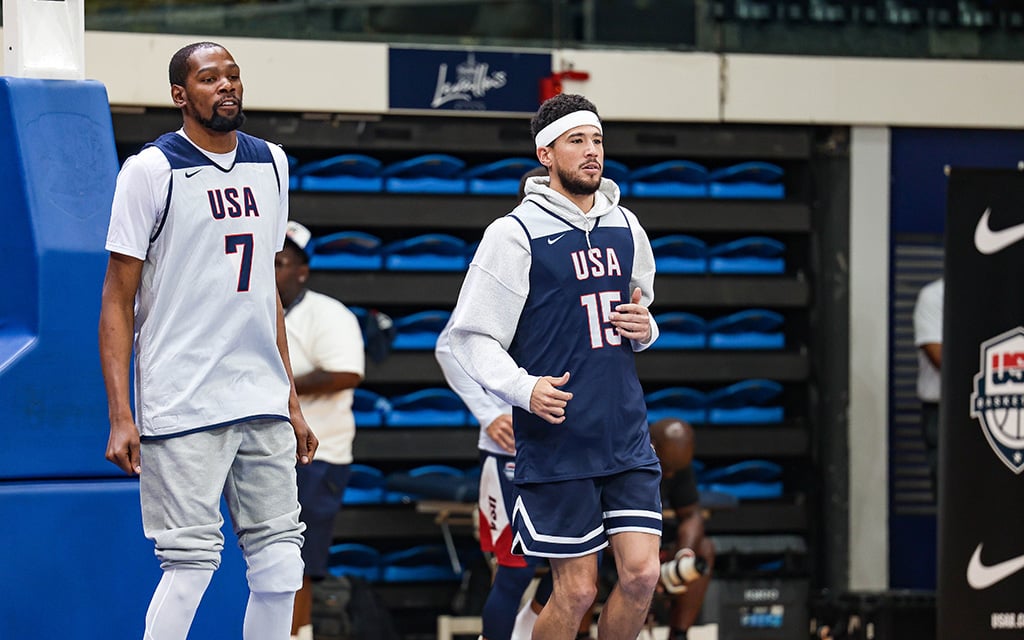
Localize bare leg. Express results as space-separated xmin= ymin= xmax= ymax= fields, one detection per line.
xmin=597 ymin=532 xmax=660 ymax=640
xmin=533 ymin=555 xmax=599 ymax=640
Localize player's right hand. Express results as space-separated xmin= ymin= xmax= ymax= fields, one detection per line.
xmin=486 ymin=414 xmax=515 ymax=453
xmin=530 ymin=372 xmax=573 ymax=425
xmin=106 ymin=418 xmax=141 ymax=475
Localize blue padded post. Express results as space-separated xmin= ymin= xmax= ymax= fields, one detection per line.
xmin=0 ymin=479 xmax=247 ymax=639
xmin=0 ymin=78 xmax=118 ymax=479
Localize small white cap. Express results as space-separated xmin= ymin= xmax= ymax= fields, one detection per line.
xmin=286 ymin=221 xmax=312 ymax=251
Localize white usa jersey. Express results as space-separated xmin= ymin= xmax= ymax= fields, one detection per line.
xmin=106 ymin=131 xmax=291 ymax=439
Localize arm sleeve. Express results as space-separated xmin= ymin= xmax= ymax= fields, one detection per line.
xmin=625 ymin=207 xmax=659 ymax=351
xmin=448 ymin=217 xmax=539 ymax=412
xmin=104 ymin=148 xmax=169 ymax=260
xmin=914 ymin=281 xmax=943 ymax=346
xmin=436 ymin=320 xmax=511 ymax=427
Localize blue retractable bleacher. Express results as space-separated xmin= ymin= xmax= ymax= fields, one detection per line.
xmin=384 ymin=464 xmax=478 ymax=503
xmin=343 ymin=464 xmax=388 ymax=505
xmin=293 ymin=153 xmax=383 ymax=192
xmin=309 ymin=231 xmax=384 ymax=270
xmin=650 ymin=312 xmax=707 ymax=350
xmin=698 ymin=460 xmax=784 ymax=500
xmin=709 ymin=161 xmax=785 ymax=199
xmin=707 ymin=309 xmax=785 ymax=350
xmin=382 ymin=233 xmax=468 ymax=271
xmin=644 ymin=387 xmax=708 ymax=425
xmin=651 ymin=235 xmax=708 ymax=274
xmin=602 ymin=159 xmax=631 ymax=196
xmin=391 ymin=310 xmax=452 ymax=350
xmin=0 ymin=78 xmax=257 ymax=638
xmin=381 ymin=154 xmax=467 ymax=194
xmin=287 ymin=154 xmax=300 ymax=190
xmin=386 ymin=388 xmax=470 ymax=427
xmin=463 ymin=157 xmax=540 ymax=195
xmin=706 ymin=379 xmax=784 ymax=424
xmin=352 ymin=388 xmax=390 ymax=428
xmin=327 ymin=543 xmax=383 ymax=581
xmin=380 ymin=545 xmax=462 ymax=582
xmin=707 ymin=236 xmax=786 ymax=274
xmin=628 ymin=160 xmax=709 ymax=198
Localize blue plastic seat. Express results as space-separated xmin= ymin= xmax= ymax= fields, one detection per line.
xmin=602 ymin=159 xmax=631 ymax=196
xmin=327 ymin=543 xmax=382 ymax=581
xmin=391 ymin=310 xmax=452 ymax=351
xmin=698 ymin=460 xmax=783 ymax=500
xmin=707 ymin=237 xmax=786 ymax=274
xmin=709 ymin=161 xmax=785 ymax=200
xmin=342 ymin=465 xmax=387 ymax=505
xmin=644 ymin=387 xmax=708 ymax=425
xmin=382 ymin=234 xmax=468 ymax=272
xmin=286 ymin=155 xmax=300 ymax=191
xmin=294 ymin=154 xmax=383 ymax=193
xmin=386 ymin=388 xmax=469 ymax=427
xmin=628 ymin=160 xmax=709 ymax=198
xmin=380 ymin=544 xmax=461 ymax=582
xmin=352 ymin=388 xmax=390 ymax=428
xmin=651 ymin=235 xmax=708 ymax=274
xmin=309 ymin=231 xmax=383 ymax=271
xmin=381 ymin=154 xmax=467 ymax=194
xmin=707 ymin=309 xmax=785 ymax=350
xmin=706 ymin=379 xmax=784 ymax=424
xmin=650 ymin=312 xmax=707 ymax=350
xmin=462 ymin=157 xmax=541 ymax=195
xmin=385 ymin=465 xmax=477 ymax=503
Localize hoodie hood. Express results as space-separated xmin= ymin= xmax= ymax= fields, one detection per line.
xmin=522 ymin=176 xmax=621 ymax=231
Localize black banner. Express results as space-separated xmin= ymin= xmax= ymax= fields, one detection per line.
xmin=940 ymin=169 xmax=1024 ymax=638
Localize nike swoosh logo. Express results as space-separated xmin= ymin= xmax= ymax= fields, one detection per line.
xmin=966 ymin=543 xmax=1024 ymax=589
xmin=547 ymin=233 xmax=566 ymax=245
xmin=974 ymin=208 xmax=1024 ymax=255
xmin=185 ymin=169 xmax=203 ymax=178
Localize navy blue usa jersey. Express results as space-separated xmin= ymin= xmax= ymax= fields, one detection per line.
xmin=507 ymin=201 xmax=657 ymax=483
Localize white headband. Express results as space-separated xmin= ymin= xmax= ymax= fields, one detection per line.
xmin=534 ymin=110 xmax=602 ymax=147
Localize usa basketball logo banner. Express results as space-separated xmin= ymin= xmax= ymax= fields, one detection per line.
xmin=971 ymin=328 xmax=1024 ymax=474
xmin=940 ymin=168 xmax=1024 ymax=639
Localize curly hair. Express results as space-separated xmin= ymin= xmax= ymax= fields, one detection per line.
xmin=530 ymin=94 xmax=600 ymax=144
xmin=168 ymin=42 xmax=224 ymax=86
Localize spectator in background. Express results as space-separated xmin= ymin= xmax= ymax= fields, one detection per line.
xmin=277 ymin=222 xmax=366 ymax=640
xmin=914 ymin=277 xmax=944 ymax=489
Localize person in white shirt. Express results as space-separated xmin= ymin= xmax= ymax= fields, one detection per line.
xmin=914 ymin=277 xmax=944 ymax=488
xmin=99 ymin=42 xmax=316 ymax=640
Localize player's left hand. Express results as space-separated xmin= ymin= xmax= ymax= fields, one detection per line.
xmin=609 ymin=287 xmax=651 ymax=343
xmin=289 ymin=406 xmax=319 ymax=465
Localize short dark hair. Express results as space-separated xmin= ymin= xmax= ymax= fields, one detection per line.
xmin=530 ymin=94 xmax=600 ymax=144
xmin=169 ymin=42 xmax=224 ymax=86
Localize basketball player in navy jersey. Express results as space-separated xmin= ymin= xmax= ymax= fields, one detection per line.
xmin=448 ymin=93 xmax=662 ymax=640
xmin=99 ymin=42 xmax=315 ymax=640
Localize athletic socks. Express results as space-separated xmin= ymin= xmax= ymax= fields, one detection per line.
xmin=509 ymin=600 xmax=540 ymax=640
xmin=144 ymin=568 xmax=214 ymax=640
xmin=483 ymin=564 xmax=537 ymax=640
xmin=243 ymin=591 xmax=295 ymax=640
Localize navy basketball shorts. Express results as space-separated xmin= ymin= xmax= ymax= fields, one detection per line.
xmin=512 ymin=463 xmax=663 ymax=558
xmin=478 ymin=451 xmax=543 ymax=568
xmin=296 ymin=460 xmax=352 ymax=579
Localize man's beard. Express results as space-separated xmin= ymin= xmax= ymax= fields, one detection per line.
xmin=555 ymin=164 xmax=601 ymax=197
xmin=197 ymin=103 xmax=246 ymax=132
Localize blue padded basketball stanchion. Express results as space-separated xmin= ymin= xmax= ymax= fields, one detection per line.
xmin=0 ymin=78 xmax=117 ymax=480
xmin=0 ymin=78 xmax=248 ymax=639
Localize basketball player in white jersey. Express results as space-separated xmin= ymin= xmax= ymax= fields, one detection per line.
xmin=99 ymin=42 xmax=316 ymax=640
